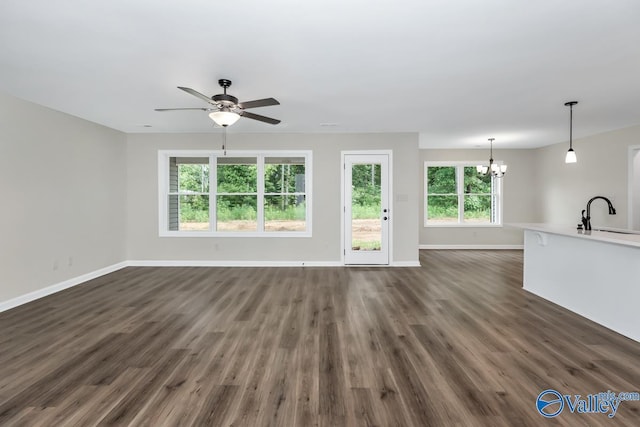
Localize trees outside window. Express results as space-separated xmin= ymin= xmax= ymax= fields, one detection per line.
xmin=159 ymin=151 xmax=311 ymax=236
xmin=425 ymin=162 xmax=501 ymax=226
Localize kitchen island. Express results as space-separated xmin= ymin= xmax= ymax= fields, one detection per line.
xmin=512 ymin=223 xmax=640 ymax=342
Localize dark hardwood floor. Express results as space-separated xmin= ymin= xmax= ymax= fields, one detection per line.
xmin=0 ymin=250 xmax=638 ymax=426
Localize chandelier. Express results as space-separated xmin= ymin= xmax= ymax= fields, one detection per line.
xmin=477 ymin=138 xmax=507 ymax=178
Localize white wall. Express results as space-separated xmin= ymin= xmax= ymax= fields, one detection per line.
xmin=126 ymin=132 xmax=419 ymax=264
xmin=536 ymin=125 xmax=640 ymax=229
xmin=419 ymin=148 xmax=541 ymax=246
xmin=0 ymin=92 xmax=127 ymax=304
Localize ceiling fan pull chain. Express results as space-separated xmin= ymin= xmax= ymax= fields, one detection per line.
xmin=222 ymin=127 xmax=227 ymax=156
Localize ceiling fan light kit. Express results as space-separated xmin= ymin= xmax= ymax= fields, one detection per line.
xmin=209 ymin=110 xmax=240 ymax=127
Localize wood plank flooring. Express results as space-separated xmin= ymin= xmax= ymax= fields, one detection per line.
xmin=0 ymin=250 xmax=639 ymax=426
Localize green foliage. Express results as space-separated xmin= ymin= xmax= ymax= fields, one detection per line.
xmin=217 ymin=163 xmax=257 ymax=193
xmin=352 ymin=204 xmax=380 ymax=219
xmin=427 ymin=203 xmax=458 ymax=220
xmin=264 ymin=164 xmax=305 ymax=194
xmin=178 ymin=164 xmax=209 ymax=192
xmin=463 ymin=166 xmax=492 ymax=193
xmin=352 ymin=164 xmax=381 ymax=209
xmin=177 ymin=160 xmax=310 ymax=224
xmin=217 ymin=204 xmax=257 ymax=221
xmin=427 ymin=166 xmax=456 ymax=194
xmin=265 ymin=204 xmax=306 ymax=221
xmin=426 ymin=166 xmax=494 ymax=221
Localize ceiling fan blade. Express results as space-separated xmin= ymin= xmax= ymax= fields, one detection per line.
xmin=177 ymin=87 xmax=215 ymax=104
xmin=238 ymin=98 xmax=280 ymax=109
xmin=154 ymin=107 xmax=212 ymax=111
xmin=240 ymin=111 xmax=281 ymax=125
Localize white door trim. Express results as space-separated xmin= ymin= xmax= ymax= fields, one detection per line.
xmin=341 ymin=150 xmax=393 ymax=265
xmin=628 ymin=145 xmax=640 ymax=230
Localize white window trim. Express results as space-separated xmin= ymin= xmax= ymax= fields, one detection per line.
xmin=424 ymin=160 xmax=503 ymax=228
xmin=158 ymin=150 xmax=312 ymax=237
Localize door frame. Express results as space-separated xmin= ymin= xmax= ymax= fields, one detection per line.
xmin=341 ymin=150 xmax=393 ymax=265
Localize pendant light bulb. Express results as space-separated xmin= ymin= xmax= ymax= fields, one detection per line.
xmin=565 ymin=148 xmax=577 ymax=163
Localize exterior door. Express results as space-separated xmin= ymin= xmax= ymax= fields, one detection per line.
xmin=343 ymin=153 xmax=390 ymax=265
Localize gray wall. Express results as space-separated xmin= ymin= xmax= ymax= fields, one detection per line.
xmin=126 ymin=132 xmax=419 ymax=264
xmin=419 ymin=148 xmax=541 ymax=246
xmin=536 ymin=124 xmax=640 ymax=229
xmin=0 ymin=92 xmax=127 ymax=303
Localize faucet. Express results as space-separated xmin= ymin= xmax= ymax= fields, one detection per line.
xmin=581 ymin=196 xmax=616 ymax=230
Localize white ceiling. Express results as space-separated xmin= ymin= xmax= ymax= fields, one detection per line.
xmin=1 ymin=0 xmax=639 ymax=148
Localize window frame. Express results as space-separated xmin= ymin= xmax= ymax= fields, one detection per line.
xmin=159 ymin=150 xmax=312 ymax=237
xmin=424 ymin=161 xmax=503 ymax=228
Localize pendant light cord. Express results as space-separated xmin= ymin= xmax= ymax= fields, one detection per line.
xmin=569 ymin=104 xmax=573 ymax=150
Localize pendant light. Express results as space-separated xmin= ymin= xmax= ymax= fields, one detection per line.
xmin=477 ymin=138 xmax=507 ymax=178
xmin=564 ymin=101 xmax=578 ymax=163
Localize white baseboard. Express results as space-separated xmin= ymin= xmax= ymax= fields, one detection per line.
xmin=0 ymin=258 xmax=423 ymax=313
xmin=0 ymin=262 xmax=128 ymax=313
xmin=127 ymin=260 xmax=344 ymax=267
xmin=391 ymin=261 xmax=421 ymax=267
xmin=129 ymin=260 xmax=422 ymax=268
xmin=419 ymin=244 xmax=524 ymax=250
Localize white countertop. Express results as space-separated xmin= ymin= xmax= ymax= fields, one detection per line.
xmin=509 ymin=223 xmax=640 ymax=249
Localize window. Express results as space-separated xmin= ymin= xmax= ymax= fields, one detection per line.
xmin=424 ymin=162 xmax=502 ymax=226
xmin=159 ymin=151 xmax=311 ymax=236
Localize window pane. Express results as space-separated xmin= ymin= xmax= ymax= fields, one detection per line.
xmin=463 ymin=167 xmax=491 ymax=194
xmin=427 ymin=195 xmax=458 ymax=223
xmin=216 ymin=195 xmax=257 ymax=231
xmin=265 ymin=196 xmax=306 ymax=231
xmin=178 ymin=163 xmax=209 ymax=193
xmin=463 ymin=195 xmax=492 ymax=223
xmin=427 ymin=167 xmax=456 ymax=194
xmin=217 ymin=157 xmax=257 ymax=193
xmin=169 ymin=194 xmax=209 ymax=231
xmin=264 ymin=159 xmax=305 ymax=194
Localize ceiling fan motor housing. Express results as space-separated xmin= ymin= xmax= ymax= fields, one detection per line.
xmin=212 ymin=93 xmax=239 ymax=107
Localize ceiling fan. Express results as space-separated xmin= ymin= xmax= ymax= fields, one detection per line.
xmin=155 ymin=79 xmax=280 ymax=126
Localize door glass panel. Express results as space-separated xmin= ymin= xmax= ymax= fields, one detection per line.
xmin=351 ymin=164 xmax=381 ymax=251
